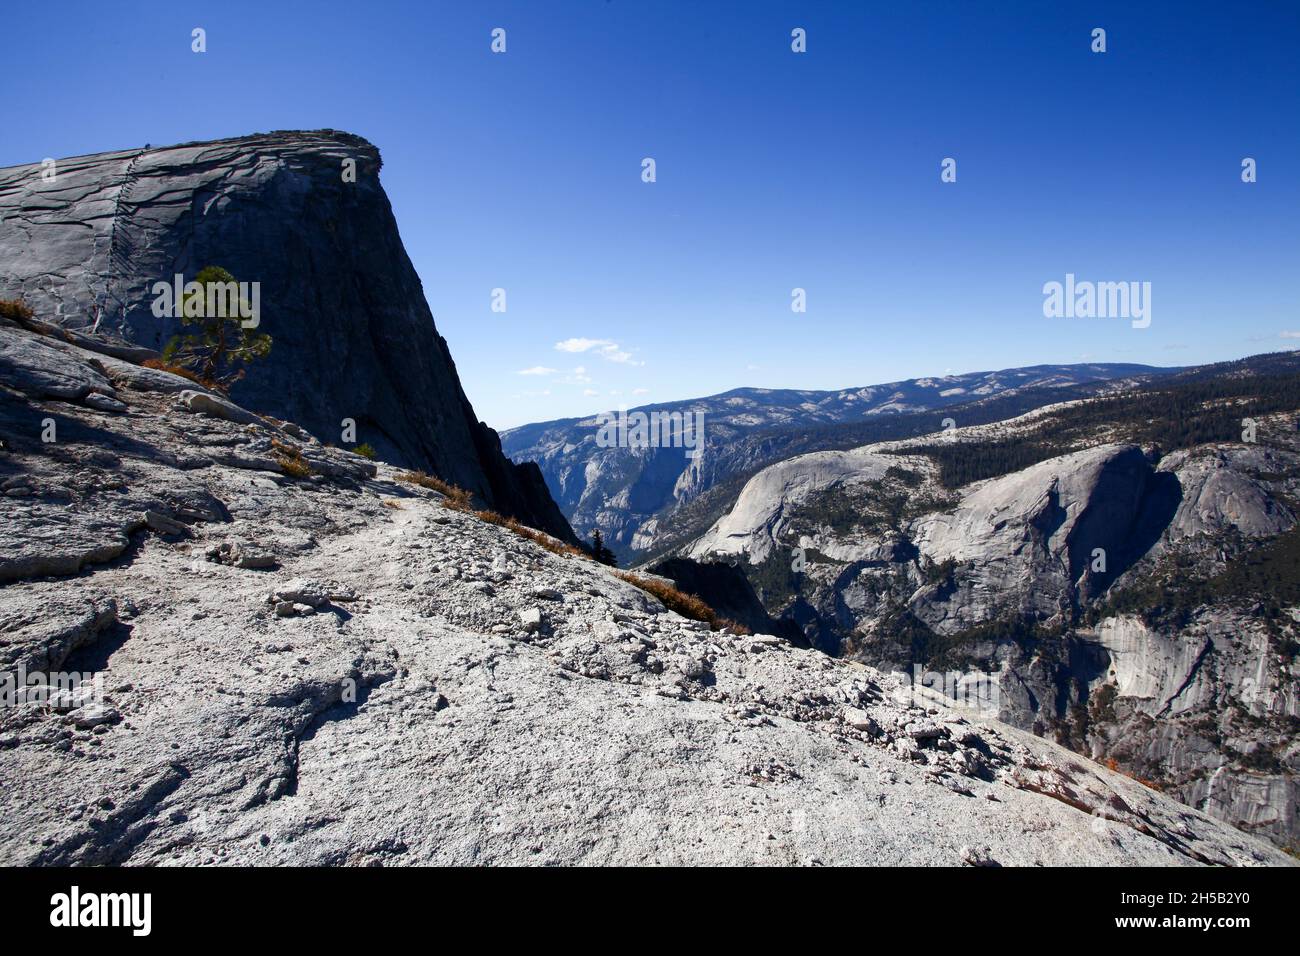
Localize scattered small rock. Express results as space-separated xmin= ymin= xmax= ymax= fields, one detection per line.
xmin=519 ymin=607 xmax=543 ymax=633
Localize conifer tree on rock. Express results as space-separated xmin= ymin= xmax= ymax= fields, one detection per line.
xmin=162 ymin=266 xmax=272 ymax=391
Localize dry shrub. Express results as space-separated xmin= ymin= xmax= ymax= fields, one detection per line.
xmin=1100 ymin=755 xmax=1163 ymax=791
xmin=614 ymin=571 xmax=718 ymax=627
xmin=0 ymin=298 xmax=35 ymax=323
xmin=0 ymin=299 xmax=78 ymax=344
xmin=393 ymin=473 xmax=587 ymax=557
xmin=141 ymin=357 xmax=213 ymax=388
xmin=716 ymin=617 xmax=752 ymax=635
xmin=395 ymin=470 xmax=472 ymax=510
xmin=474 ymin=509 xmax=511 ymax=529
xmin=380 ymin=499 xmax=404 ymax=510
xmin=272 ymin=439 xmax=314 ymax=479
xmin=475 ymin=509 xmax=588 ymax=559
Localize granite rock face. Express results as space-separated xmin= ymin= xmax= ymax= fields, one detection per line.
xmin=0 ymin=319 xmax=1290 ymax=866
xmin=0 ymin=130 xmax=575 ymax=543
xmin=680 ymin=397 xmax=1300 ymax=849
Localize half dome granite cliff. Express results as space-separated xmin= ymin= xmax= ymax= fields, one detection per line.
xmin=0 ymin=130 xmax=576 ymax=544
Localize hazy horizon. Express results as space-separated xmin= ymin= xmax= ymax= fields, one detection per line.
xmin=495 ymin=348 xmax=1298 ymax=432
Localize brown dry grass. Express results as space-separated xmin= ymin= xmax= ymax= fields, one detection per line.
xmin=613 ymin=571 xmax=718 ymax=627
xmin=141 ymin=357 xmax=216 ymax=389
xmin=1101 ymin=755 xmax=1164 ymax=791
xmin=395 ymin=470 xmax=473 ymax=510
xmin=392 ymin=472 xmax=589 ymax=557
xmin=0 ymin=298 xmax=35 ymax=323
xmin=476 ymin=509 xmax=589 ymax=559
xmin=271 ymin=439 xmax=314 ymax=479
xmin=0 ymin=299 xmax=82 ymax=345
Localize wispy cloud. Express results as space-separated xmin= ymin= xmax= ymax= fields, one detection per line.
xmin=598 ymin=344 xmax=642 ymax=365
xmin=516 ymin=365 xmax=557 ymax=376
xmin=555 ymin=337 xmax=612 ymax=353
xmin=1281 ymin=331 xmax=1300 ymax=339
xmin=554 ymin=337 xmax=644 ymax=366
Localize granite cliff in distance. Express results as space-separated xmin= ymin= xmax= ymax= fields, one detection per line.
xmin=0 ymin=130 xmax=576 ymax=544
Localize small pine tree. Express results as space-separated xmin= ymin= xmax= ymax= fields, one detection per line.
xmin=591 ymin=530 xmax=618 ymax=567
xmin=162 ymin=266 xmax=271 ymax=390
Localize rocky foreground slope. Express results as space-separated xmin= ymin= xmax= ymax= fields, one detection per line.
xmin=0 ymin=130 xmax=574 ymax=543
xmin=0 ymin=317 xmax=1290 ymax=865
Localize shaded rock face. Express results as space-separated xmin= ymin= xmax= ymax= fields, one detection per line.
xmin=0 ymin=322 xmax=1290 ymax=866
xmin=908 ymin=445 xmax=1181 ymax=632
xmin=0 ymin=130 xmax=575 ymax=543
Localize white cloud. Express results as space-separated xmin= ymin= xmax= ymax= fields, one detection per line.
xmin=516 ymin=366 xmax=557 ymax=376
xmin=555 ymin=338 xmax=644 ymax=366
xmin=1281 ymin=331 xmax=1300 ymax=339
xmin=632 ymin=387 xmax=649 ymax=395
xmin=555 ymin=337 xmax=613 ymax=353
xmin=598 ymin=344 xmax=643 ymax=365
xmin=583 ymin=388 xmax=598 ymax=396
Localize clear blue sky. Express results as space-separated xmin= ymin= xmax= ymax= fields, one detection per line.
xmin=3 ymin=1 xmax=1298 ymax=429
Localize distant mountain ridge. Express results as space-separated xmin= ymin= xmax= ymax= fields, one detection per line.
xmin=502 ymin=362 xmax=1175 ymax=558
